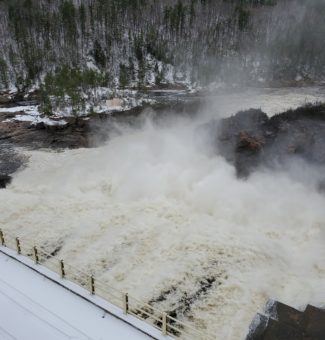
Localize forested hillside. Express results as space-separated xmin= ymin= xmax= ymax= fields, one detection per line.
xmin=0 ymin=0 xmax=324 ymax=94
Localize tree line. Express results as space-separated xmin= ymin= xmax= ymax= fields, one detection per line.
xmin=0 ymin=0 xmax=324 ymax=93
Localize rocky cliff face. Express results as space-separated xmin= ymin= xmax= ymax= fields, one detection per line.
xmin=205 ymin=104 xmax=325 ymax=184
xmin=0 ymin=0 xmax=325 ymax=94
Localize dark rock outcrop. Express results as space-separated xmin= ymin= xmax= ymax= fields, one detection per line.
xmin=206 ymin=104 xmax=325 ymax=177
xmin=0 ymin=116 xmax=89 ymax=149
xmin=247 ymin=300 xmax=325 ymax=340
xmin=0 ymin=174 xmax=12 ymax=188
xmin=0 ymin=143 xmax=26 ymax=188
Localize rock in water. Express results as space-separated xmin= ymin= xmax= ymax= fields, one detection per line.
xmin=247 ymin=300 xmax=325 ymax=340
xmin=205 ymin=104 xmax=325 ymax=177
xmin=0 ymin=174 xmax=12 ymax=188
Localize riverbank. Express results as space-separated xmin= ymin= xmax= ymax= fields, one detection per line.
xmin=1 ymin=86 xmax=325 ymax=188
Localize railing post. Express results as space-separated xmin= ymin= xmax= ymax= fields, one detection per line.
xmin=0 ymin=229 xmax=4 ymax=246
xmin=16 ymin=237 xmax=21 ymax=254
xmin=162 ymin=312 xmax=167 ymax=335
xmin=60 ymin=259 xmax=65 ymax=278
xmin=123 ymin=293 xmax=129 ymax=314
xmin=33 ymin=246 xmax=39 ymax=264
xmin=90 ymin=275 xmax=95 ymax=295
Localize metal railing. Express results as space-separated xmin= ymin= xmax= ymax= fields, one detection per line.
xmin=0 ymin=229 xmax=215 ymax=340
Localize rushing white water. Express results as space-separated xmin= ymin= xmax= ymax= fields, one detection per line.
xmin=1 ymin=87 xmax=325 ymax=339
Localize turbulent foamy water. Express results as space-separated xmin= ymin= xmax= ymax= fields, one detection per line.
xmin=1 ymin=87 xmax=325 ymax=339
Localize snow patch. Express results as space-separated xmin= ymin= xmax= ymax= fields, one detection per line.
xmin=1 ymin=105 xmax=67 ymax=126
xmin=0 ymin=105 xmax=38 ymax=114
xmin=14 ymin=115 xmax=67 ymax=126
xmin=0 ymin=249 xmax=159 ymax=340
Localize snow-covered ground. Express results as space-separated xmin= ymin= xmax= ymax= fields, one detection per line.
xmin=0 ymin=106 xmax=39 ymax=114
xmin=0 ymin=248 xmax=166 ymax=340
xmin=1 ymin=87 xmax=325 ymax=339
xmin=0 ymin=89 xmax=157 ymax=126
xmin=0 ymin=105 xmax=68 ymax=126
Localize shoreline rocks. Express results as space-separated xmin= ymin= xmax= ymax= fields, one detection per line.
xmin=247 ymin=300 xmax=325 ymax=340
xmin=0 ymin=99 xmax=202 ymax=187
